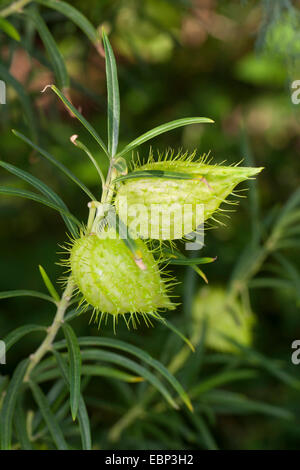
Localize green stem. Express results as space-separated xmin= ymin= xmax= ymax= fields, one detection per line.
xmin=101 ymin=158 xmax=117 ymax=205
xmin=108 ymin=228 xmax=281 ymax=441
xmin=0 ymin=0 xmax=32 ymax=17
xmin=24 ymin=278 xmax=74 ymax=382
xmin=86 ymin=201 xmax=97 ymax=234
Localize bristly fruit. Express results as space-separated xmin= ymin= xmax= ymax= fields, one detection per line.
xmin=192 ymin=286 xmax=255 ymax=353
xmin=115 ymin=152 xmax=263 ymax=240
xmin=68 ymin=228 xmax=175 ymax=330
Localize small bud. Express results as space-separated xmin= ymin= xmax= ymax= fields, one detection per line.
xmin=192 ymin=287 xmax=255 ymax=353
xmin=115 ymin=153 xmax=263 ymax=240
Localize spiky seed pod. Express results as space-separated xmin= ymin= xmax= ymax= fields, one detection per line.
xmin=115 ymin=153 xmax=263 ymax=240
xmin=192 ymin=287 xmax=255 ymax=353
xmin=69 ymin=228 xmax=175 ymax=328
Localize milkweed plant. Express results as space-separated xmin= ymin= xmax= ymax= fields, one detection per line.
xmin=2 ymin=1 xmax=298 ymax=451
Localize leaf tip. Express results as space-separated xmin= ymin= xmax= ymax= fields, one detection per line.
xmin=130 ymin=377 xmax=144 ymax=383
xmin=187 ymin=401 xmax=194 ymax=413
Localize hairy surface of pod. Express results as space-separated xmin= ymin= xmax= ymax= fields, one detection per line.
xmin=70 ymin=230 xmax=174 ymax=316
xmin=192 ymin=287 xmax=255 ymax=353
xmin=115 ymin=159 xmax=263 ymax=240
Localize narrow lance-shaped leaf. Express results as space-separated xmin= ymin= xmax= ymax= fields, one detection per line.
xmin=44 ymin=85 xmax=109 ymax=157
xmin=45 ymin=347 xmax=178 ymax=410
xmin=29 ymin=381 xmax=68 ymax=450
xmin=0 ymin=359 xmax=29 ymax=450
xmin=35 ymin=360 xmax=143 ymax=384
xmin=31 ymin=379 xmax=66 ymax=433
xmin=62 ymin=324 xmax=81 ymax=421
xmin=222 ymin=336 xmax=300 ymax=390
xmin=39 ymin=265 xmax=60 ymax=302
xmin=116 ymin=117 xmax=214 ymax=158
xmin=249 ymin=278 xmax=293 ymax=290
xmin=0 ymin=160 xmax=78 ymax=237
xmin=152 ymin=317 xmax=195 ymax=352
xmin=0 ymin=64 xmax=37 ymax=141
xmin=54 ymin=337 xmax=193 ymax=411
xmin=81 ymin=365 xmax=143 ymax=383
xmin=0 ymin=289 xmax=55 ymax=304
xmin=168 ymin=257 xmax=216 ymax=266
xmin=189 ymin=413 xmax=218 ymax=450
xmin=37 ymin=0 xmax=99 ymax=45
xmin=80 ymin=349 xmax=179 ymax=410
xmin=70 ymin=134 xmax=105 ymax=187
xmin=0 ymin=186 xmax=82 ymax=229
xmin=115 ymin=169 xmax=211 ymax=183
xmin=0 ymin=377 xmax=9 ymax=396
xmin=274 ymin=253 xmax=300 ymax=301
xmin=179 ymin=318 xmax=207 ymax=385
xmin=26 ymin=8 xmax=69 ymax=89
xmin=103 ymin=31 xmax=120 ymax=157
xmin=202 ymin=389 xmax=293 ymax=420
xmin=161 ymin=248 xmax=215 ymax=283
xmin=190 ymin=369 xmax=258 ymax=398
xmin=4 ymin=325 xmax=46 ymax=353
xmin=14 ymin=399 xmax=33 ymax=450
xmin=53 ymin=351 xmax=91 ymax=450
xmin=0 ymin=17 xmax=20 ymax=41
xmin=193 ymin=266 xmax=208 ymax=284
xmin=162 ymin=247 xmax=216 ymax=266
xmin=12 ymin=129 xmax=96 ymax=201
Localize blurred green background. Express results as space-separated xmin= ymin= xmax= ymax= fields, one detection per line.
xmin=1 ymin=0 xmax=300 ymax=450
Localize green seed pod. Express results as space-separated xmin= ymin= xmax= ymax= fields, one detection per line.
xmin=68 ymin=228 xmax=175 ymax=329
xmin=115 ymin=153 xmax=263 ymax=240
xmin=192 ymin=287 xmax=255 ymax=353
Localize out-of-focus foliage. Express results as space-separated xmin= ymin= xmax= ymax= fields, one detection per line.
xmin=193 ymin=287 xmax=255 ymax=353
xmin=1 ymin=0 xmax=300 ymax=450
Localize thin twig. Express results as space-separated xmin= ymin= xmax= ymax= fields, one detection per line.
xmin=24 ymin=278 xmax=74 ymax=382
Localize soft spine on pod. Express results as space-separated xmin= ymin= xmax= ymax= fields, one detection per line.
xmin=115 ymin=152 xmax=264 ymax=240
